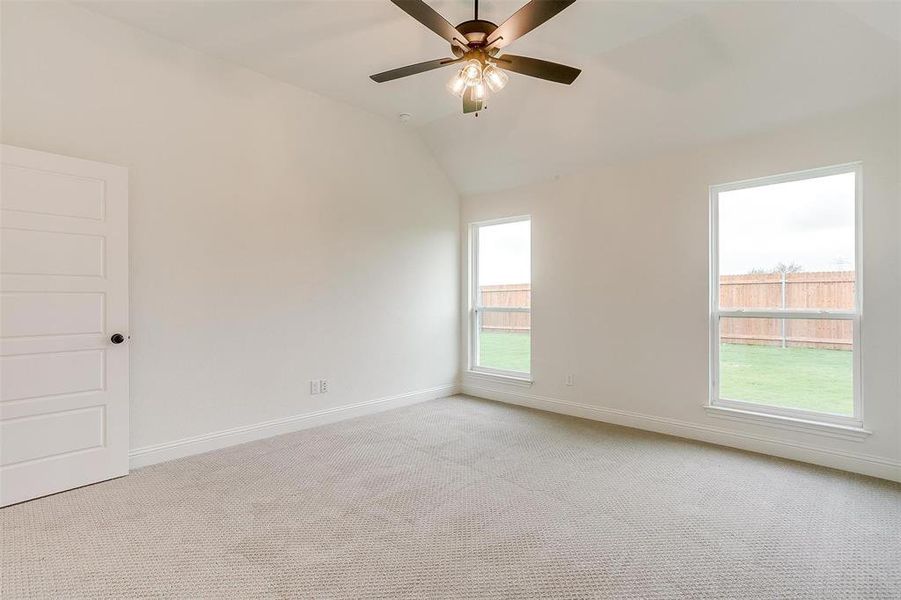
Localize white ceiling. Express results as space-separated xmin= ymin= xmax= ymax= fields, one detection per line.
xmin=80 ymin=1 xmax=900 ymax=195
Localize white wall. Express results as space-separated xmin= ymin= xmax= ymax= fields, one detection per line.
xmin=461 ymin=101 xmax=901 ymax=481
xmin=3 ymin=3 xmax=897 ymax=481
xmin=1 ymin=2 xmax=460 ymax=455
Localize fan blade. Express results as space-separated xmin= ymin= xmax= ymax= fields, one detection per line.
xmin=494 ymin=54 xmax=581 ymax=84
xmin=463 ymin=87 xmax=483 ymax=114
xmin=390 ymin=1 xmax=469 ymax=51
xmin=371 ymin=57 xmax=461 ymax=83
xmin=486 ymin=0 xmax=577 ymax=50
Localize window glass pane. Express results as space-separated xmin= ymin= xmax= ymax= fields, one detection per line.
xmin=475 ymin=219 xmax=530 ymax=374
xmin=719 ymin=317 xmax=853 ymax=416
xmin=478 ymin=220 xmax=530 ymax=308
xmin=718 ymin=172 xmax=855 ymax=310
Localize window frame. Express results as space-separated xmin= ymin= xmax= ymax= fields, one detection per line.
xmin=468 ymin=215 xmax=532 ymax=380
xmin=709 ymin=163 xmax=863 ymax=428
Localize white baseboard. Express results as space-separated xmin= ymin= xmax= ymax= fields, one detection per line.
xmin=129 ymin=384 xmax=459 ymax=469
xmin=463 ymin=383 xmax=901 ymax=483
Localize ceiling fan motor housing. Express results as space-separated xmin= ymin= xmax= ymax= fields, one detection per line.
xmin=451 ymin=19 xmax=498 ymax=58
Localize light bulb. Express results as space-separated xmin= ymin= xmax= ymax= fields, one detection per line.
xmin=446 ymin=70 xmax=467 ymax=97
xmin=484 ymin=64 xmax=508 ymax=92
xmin=462 ymin=59 xmax=482 ymax=86
xmin=473 ymin=81 xmax=486 ymax=101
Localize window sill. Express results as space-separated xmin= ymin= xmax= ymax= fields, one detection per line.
xmin=464 ymin=370 xmax=533 ymax=387
xmin=704 ymin=405 xmax=871 ymax=441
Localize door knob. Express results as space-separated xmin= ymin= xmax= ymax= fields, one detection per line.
xmin=110 ymin=333 xmax=127 ymax=344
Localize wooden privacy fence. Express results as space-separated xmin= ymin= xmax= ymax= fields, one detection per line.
xmin=719 ymin=271 xmax=854 ymax=350
xmin=480 ymin=284 xmax=530 ymax=332
xmin=480 ymin=271 xmax=854 ymax=350
xmin=719 ymin=317 xmax=852 ymax=351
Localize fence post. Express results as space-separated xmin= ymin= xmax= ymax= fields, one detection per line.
xmin=780 ymin=272 xmax=786 ymax=348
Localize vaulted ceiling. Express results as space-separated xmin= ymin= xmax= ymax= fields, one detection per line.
xmin=81 ymin=1 xmax=900 ymax=195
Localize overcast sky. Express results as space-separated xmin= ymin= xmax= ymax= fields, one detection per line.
xmin=478 ymin=219 xmax=531 ymax=285
xmin=719 ymin=172 xmax=856 ymax=275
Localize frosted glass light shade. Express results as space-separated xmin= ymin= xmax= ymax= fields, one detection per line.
xmin=446 ymin=70 xmax=467 ymax=97
xmin=484 ymin=65 xmax=508 ymax=92
xmin=462 ymin=60 xmax=482 ymax=87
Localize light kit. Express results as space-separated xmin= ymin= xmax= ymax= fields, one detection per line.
xmin=445 ymin=59 xmax=508 ymax=108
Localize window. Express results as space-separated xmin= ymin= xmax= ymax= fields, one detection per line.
xmin=710 ymin=164 xmax=861 ymax=427
xmin=469 ymin=217 xmax=531 ymax=379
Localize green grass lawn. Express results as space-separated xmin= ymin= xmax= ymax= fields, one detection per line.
xmin=719 ymin=343 xmax=852 ymax=415
xmin=478 ymin=331 xmax=531 ymax=374
xmin=478 ymin=332 xmax=852 ymax=415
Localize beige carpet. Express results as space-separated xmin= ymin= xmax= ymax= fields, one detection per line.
xmin=2 ymin=395 xmax=899 ymax=599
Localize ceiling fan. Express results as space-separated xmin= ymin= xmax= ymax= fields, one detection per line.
xmin=370 ymin=0 xmax=581 ymax=115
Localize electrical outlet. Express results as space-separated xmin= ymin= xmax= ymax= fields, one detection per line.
xmin=565 ymin=374 xmax=574 ymax=386
xmin=319 ymin=379 xmax=329 ymax=394
xmin=310 ymin=380 xmax=320 ymax=395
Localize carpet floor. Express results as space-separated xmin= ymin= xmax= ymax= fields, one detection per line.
xmin=2 ymin=395 xmax=899 ymax=599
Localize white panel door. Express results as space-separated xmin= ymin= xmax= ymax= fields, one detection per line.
xmin=0 ymin=145 xmax=129 ymax=507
